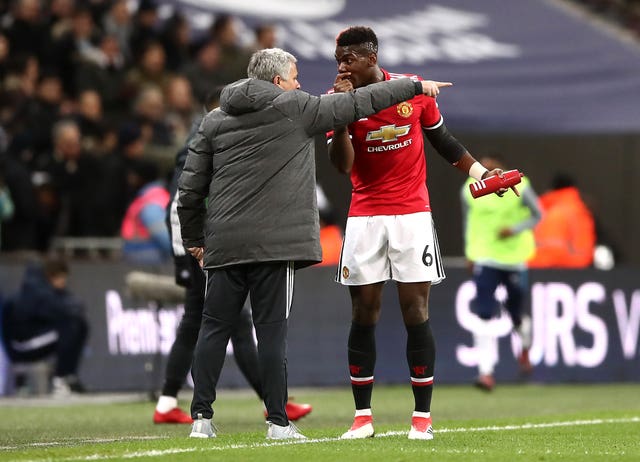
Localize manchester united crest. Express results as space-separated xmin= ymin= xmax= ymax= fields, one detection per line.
xmin=396 ymin=101 xmax=413 ymax=118
xmin=342 ymin=266 xmax=350 ymax=279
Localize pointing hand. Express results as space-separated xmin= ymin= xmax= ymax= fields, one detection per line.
xmin=421 ymin=80 xmax=453 ymax=97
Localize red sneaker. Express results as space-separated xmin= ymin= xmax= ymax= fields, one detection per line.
xmin=518 ymin=348 xmax=533 ymax=375
xmin=153 ymin=407 xmax=193 ymax=424
xmin=408 ymin=416 xmax=434 ymax=440
xmin=474 ymin=374 xmax=495 ymax=392
xmin=264 ymin=400 xmax=313 ymax=421
xmin=341 ymin=415 xmax=374 ymax=439
xmin=286 ymin=401 xmax=313 ymax=421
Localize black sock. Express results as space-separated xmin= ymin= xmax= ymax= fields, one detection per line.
xmin=347 ymin=322 xmax=376 ymax=410
xmin=406 ymin=320 xmax=435 ymax=413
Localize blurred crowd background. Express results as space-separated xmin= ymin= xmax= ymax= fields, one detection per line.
xmin=0 ymin=0 xmax=638 ymax=262
xmin=569 ymin=0 xmax=640 ymax=38
xmin=0 ymin=0 xmax=276 ymax=254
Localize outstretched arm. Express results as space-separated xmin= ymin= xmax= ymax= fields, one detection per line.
xmin=302 ymin=78 xmax=453 ymax=138
xmin=327 ymin=76 xmax=452 ymax=174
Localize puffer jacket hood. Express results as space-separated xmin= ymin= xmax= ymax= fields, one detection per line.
xmin=220 ymin=79 xmax=281 ymax=116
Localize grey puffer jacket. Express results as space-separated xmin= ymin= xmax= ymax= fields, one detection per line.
xmin=177 ymin=77 xmax=422 ymax=269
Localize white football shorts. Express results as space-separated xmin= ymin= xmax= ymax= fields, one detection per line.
xmin=336 ymin=212 xmax=446 ymax=285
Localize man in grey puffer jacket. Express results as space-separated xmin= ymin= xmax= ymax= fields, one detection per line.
xmin=178 ymin=47 xmax=450 ymax=440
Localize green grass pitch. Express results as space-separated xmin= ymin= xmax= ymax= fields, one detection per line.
xmin=1 ymin=383 xmax=639 ymax=461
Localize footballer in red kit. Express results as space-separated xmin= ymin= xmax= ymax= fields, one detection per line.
xmin=328 ymin=26 xmax=505 ymax=441
xmin=339 ymin=69 xmax=441 ymax=217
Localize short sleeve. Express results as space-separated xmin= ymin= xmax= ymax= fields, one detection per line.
xmin=420 ymin=95 xmax=443 ymax=129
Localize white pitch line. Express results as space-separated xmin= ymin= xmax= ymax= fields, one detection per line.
xmin=6 ymin=416 xmax=639 ymax=462
xmin=375 ymin=416 xmax=640 ymax=437
xmin=0 ymin=436 xmax=163 ymax=451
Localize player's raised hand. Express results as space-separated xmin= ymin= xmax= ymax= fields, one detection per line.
xmin=334 ymin=72 xmax=354 ymax=93
xmin=421 ymin=80 xmax=453 ymax=97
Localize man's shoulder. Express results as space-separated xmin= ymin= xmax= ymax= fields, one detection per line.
xmin=202 ymin=108 xmax=224 ymax=122
xmin=273 ymin=89 xmax=312 ymax=113
xmin=199 ymin=108 xmax=225 ymax=132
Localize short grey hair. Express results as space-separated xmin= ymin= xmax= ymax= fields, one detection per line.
xmin=247 ymin=48 xmax=297 ymax=82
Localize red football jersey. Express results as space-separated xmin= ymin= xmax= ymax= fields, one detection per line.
xmin=328 ymin=69 xmax=442 ymax=217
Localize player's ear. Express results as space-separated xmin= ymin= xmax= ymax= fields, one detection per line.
xmin=273 ymin=75 xmax=281 ymax=85
xmin=368 ymin=52 xmax=378 ymax=66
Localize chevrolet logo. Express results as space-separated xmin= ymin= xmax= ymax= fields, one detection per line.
xmin=366 ymin=124 xmax=411 ymax=142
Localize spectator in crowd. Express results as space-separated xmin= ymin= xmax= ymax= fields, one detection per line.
xmin=1 ymin=53 xmax=39 ymax=113
xmin=128 ymin=0 xmax=160 ymax=61
xmin=1 ymin=54 xmax=40 ymax=162
xmin=101 ymin=0 xmax=133 ymax=64
xmin=123 ymin=40 xmax=173 ymax=101
xmin=209 ymin=14 xmax=252 ymax=82
xmin=177 ymin=47 xmax=449 ymax=440
xmin=461 ymin=154 xmax=541 ymax=391
xmin=87 ymin=123 xmax=147 ymax=239
xmin=73 ymin=89 xmax=107 ymax=154
xmin=132 ymin=85 xmax=180 ymax=179
xmin=529 ymin=173 xmax=596 ymax=268
xmin=0 ymin=256 xmax=89 ymax=396
xmin=183 ymin=39 xmax=228 ymax=105
xmin=159 ymin=12 xmax=191 ymax=72
xmin=327 ymin=26 xmax=497 ymax=441
xmin=45 ymin=119 xmax=102 ymax=239
xmin=120 ymin=161 xmax=171 ymax=265
xmin=155 ymin=87 xmax=311 ymax=424
xmin=16 ymin=71 xmax=67 ymax=171
xmin=4 ymin=0 xmax=48 ymax=62
xmin=75 ymin=33 xmax=128 ymax=118
xmin=47 ymin=6 xmax=101 ymax=97
xmin=163 ymin=75 xmax=197 ymax=146
xmin=252 ymin=23 xmax=278 ymax=51
xmin=47 ymin=0 xmax=76 ymax=42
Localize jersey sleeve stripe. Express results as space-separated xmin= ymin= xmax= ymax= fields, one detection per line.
xmin=388 ymin=72 xmax=420 ymax=82
xmin=423 ymin=115 xmax=444 ymax=131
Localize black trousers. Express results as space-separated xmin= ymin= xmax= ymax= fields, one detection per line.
xmin=190 ymin=261 xmax=295 ymax=426
xmin=162 ymin=255 xmax=262 ymax=398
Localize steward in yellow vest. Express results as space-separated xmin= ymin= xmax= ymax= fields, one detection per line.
xmin=460 ymin=155 xmax=542 ymax=391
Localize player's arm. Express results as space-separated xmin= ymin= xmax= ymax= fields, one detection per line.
xmin=424 ymin=122 xmax=492 ymax=179
xmin=424 ymin=122 xmax=518 ymax=197
xmin=328 ymin=127 xmax=355 ymax=174
xmin=327 ymin=72 xmax=356 ymax=174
